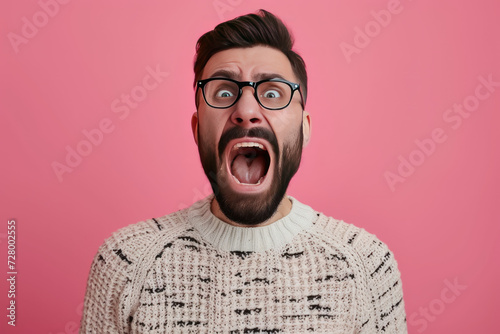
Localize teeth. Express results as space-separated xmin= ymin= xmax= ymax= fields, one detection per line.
xmin=232 ymin=142 xmax=265 ymax=150
xmin=232 ymin=175 xmax=264 ymax=185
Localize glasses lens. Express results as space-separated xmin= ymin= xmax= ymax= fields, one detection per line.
xmin=204 ymin=79 xmax=239 ymax=108
xmin=257 ymin=81 xmax=292 ymax=109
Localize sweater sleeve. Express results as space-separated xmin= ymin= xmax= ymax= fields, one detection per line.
xmin=356 ymin=230 xmax=408 ymax=333
xmin=79 ymin=235 xmax=133 ymax=334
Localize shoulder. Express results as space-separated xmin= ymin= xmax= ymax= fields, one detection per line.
xmin=92 ymin=207 xmax=192 ymax=270
xmin=310 ymin=212 xmax=402 ymax=276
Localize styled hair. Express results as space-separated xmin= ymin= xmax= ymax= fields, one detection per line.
xmin=193 ymin=9 xmax=307 ymax=105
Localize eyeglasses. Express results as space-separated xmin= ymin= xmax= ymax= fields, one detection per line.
xmin=197 ymin=77 xmax=303 ymax=110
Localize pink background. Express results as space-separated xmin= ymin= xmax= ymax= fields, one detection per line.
xmin=2 ymin=0 xmax=499 ymax=333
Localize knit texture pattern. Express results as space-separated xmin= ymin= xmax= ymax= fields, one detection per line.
xmin=80 ymin=196 xmax=407 ymax=333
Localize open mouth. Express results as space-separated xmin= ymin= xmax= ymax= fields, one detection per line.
xmin=228 ymin=142 xmax=271 ymax=185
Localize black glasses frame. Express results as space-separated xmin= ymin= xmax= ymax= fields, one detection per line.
xmin=197 ymin=77 xmax=304 ymax=110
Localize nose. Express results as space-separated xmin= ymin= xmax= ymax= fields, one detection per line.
xmin=230 ymin=87 xmax=263 ymax=127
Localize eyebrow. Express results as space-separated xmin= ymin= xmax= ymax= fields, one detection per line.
xmin=209 ymin=69 xmax=238 ymax=79
xmin=254 ymin=72 xmax=287 ymax=81
xmin=208 ymin=70 xmax=287 ymax=82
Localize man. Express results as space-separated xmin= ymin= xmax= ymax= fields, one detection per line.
xmin=80 ymin=10 xmax=407 ymax=333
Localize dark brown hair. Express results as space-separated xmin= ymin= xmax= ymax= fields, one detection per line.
xmin=193 ymin=9 xmax=308 ymax=105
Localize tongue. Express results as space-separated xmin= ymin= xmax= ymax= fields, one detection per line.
xmin=231 ymin=152 xmax=266 ymax=184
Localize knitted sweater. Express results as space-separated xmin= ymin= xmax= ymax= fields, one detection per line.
xmin=80 ymin=196 xmax=407 ymax=333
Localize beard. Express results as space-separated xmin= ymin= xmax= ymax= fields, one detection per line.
xmin=197 ymin=124 xmax=304 ymax=226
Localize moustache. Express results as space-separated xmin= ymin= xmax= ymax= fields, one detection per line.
xmin=218 ymin=127 xmax=279 ymax=160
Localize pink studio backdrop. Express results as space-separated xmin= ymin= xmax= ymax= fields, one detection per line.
xmin=2 ymin=0 xmax=499 ymax=333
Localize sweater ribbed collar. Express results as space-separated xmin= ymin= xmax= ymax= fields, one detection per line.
xmin=187 ymin=195 xmax=316 ymax=252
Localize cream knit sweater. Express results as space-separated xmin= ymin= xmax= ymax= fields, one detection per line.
xmin=80 ymin=196 xmax=407 ymax=333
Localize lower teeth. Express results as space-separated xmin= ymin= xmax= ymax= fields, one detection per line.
xmin=233 ymin=175 xmax=263 ymax=185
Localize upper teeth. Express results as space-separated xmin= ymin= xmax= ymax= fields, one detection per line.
xmin=232 ymin=142 xmax=265 ymax=150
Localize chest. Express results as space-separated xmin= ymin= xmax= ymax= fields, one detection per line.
xmin=130 ymin=239 xmax=359 ymax=333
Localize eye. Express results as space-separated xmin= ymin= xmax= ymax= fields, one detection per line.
xmin=216 ymin=90 xmax=234 ymax=98
xmin=262 ymin=89 xmax=281 ymax=99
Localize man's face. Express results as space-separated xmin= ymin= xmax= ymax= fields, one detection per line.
xmin=192 ymin=46 xmax=310 ymax=226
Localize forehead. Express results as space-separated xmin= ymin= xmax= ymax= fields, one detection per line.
xmin=202 ymin=46 xmax=297 ymax=82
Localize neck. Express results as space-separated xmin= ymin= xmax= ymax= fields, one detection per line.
xmin=210 ymin=195 xmax=293 ymax=227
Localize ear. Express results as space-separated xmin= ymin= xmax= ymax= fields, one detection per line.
xmin=302 ymin=110 xmax=311 ymax=147
xmin=191 ymin=112 xmax=199 ymax=146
